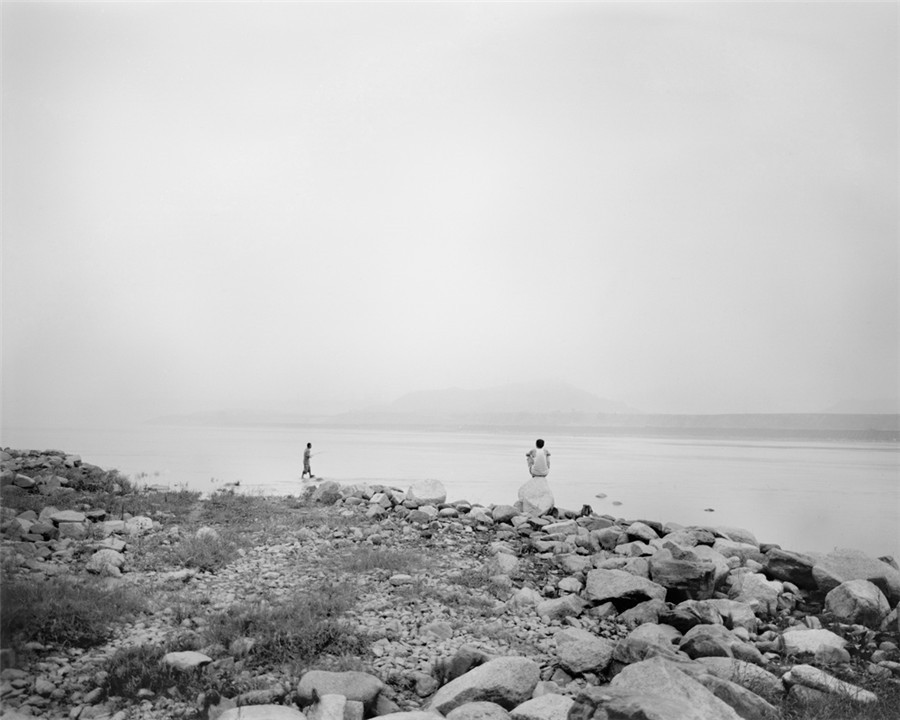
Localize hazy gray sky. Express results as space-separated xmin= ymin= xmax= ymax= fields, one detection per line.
xmin=2 ymin=1 xmax=898 ymax=427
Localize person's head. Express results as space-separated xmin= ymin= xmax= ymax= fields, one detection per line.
xmin=307 ymin=442 xmax=312 ymax=449
xmin=535 ymin=438 xmax=544 ymax=449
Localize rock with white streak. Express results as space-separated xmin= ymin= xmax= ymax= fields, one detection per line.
xmin=784 ymin=664 xmax=877 ymax=704
xmin=697 ymin=674 xmax=779 ymax=720
xmin=218 ymin=708 xmax=306 ymax=720
xmin=161 ymin=651 xmax=212 ymax=671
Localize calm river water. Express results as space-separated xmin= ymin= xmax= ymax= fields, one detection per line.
xmin=2 ymin=424 xmax=897 ymax=558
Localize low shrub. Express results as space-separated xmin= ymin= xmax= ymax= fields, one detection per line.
xmin=341 ymin=547 xmax=423 ymax=573
xmin=203 ymin=583 xmax=369 ymax=670
xmin=1 ymin=577 xmax=145 ymax=649
xmin=170 ymin=533 xmax=238 ymax=572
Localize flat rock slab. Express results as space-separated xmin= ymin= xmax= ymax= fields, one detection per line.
xmin=162 ymin=651 xmax=212 ymax=671
xmin=218 ymin=707 xmax=307 ymax=720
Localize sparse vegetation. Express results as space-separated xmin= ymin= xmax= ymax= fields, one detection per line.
xmin=202 ymin=582 xmax=369 ymax=671
xmin=340 ymin=547 xmax=423 ymax=573
xmin=0 ymin=577 xmax=145 ymax=649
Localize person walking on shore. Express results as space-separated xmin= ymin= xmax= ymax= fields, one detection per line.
xmin=526 ymin=438 xmax=550 ymax=478
xmin=302 ymin=442 xmax=314 ymax=479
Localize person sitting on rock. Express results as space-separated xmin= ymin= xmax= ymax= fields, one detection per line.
xmin=526 ymin=438 xmax=550 ymax=478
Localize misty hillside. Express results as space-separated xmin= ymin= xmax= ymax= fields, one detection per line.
xmin=384 ymin=382 xmax=636 ymax=415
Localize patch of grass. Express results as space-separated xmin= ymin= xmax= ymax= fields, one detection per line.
xmin=340 ymin=547 xmax=424 ymax=573
xmin=203 ymin=583 xmax=369 ymax=670
xmin=1 ymin=577 xmax=145 ymax=649
xmin=447 ymin=566 xmax=493 ymax=590
xmin=169 ymin=533 xmax=238 ymax=572
xmin=780 ymin=677 xmax=900 ymax=720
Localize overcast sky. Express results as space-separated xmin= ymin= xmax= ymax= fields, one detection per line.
xmin=2 ymin=1 xmax=898 ymax=428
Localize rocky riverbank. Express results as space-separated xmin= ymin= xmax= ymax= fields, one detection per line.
xmin=1 ymin=448 xmax=900 ymax=720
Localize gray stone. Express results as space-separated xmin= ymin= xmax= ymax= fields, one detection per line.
xmin=509 ymin=694 xmax=574 ymax=720
xmin=613 ymin=622 xmax=684 ymax=665
xmin=57 ymin=521 xmax=88 ymax=540
xmin=306 ymin=693 xmax=345 ymax=720
xmin=784 ymin=664 xmax=877 ymax=704
xmin=427 ymin=657 xmax=540 ymax=714
xmin=824 ymin=579 xmax=891 ymax=628
xmin=86 ymin=548 xmax=125 ymax=575
xmin=695 ymin=657 xmax=783 ymax=702
xmin=605 ymin=656 xmax=743 ymax=719
xmin=555 ymin=628 xmax=615 ymax=674
xmin=297 ymin=670 xmax=383 ymax=709
xmin=407 ymin=479 xmax=447 ymax=506
xmin=713 ymin=540 xmax=764 ymax=564
xmin=536 ymin=594 xmax=586 ymax=621
xmin=124 ymin=515 xmax=155 ymax=534
xmin=810 ymin=548 xmax=900 ymax=605
xmin=697 ymin=674 xmax=779 ymax=720
xmin=49 ymin=510 xmax=87 ymax=524
xmin=765 ymin=548 xmax=817 ymax=590
xmin=446 ymin=702 xmax=510 ymax=720
xmin=679 ymin=624 xmax=740 ymax=660
xmin=518 ymin=478 xmax=554 ymax=516
xmin=584 ymin=568 xmax=667 ymax=604
xmin=491 ymin=506 xmax=519 ymax=524
xmin=161 ymin=651 xmax=212 ymax=671
xmin=311 ymin=481 xmax=342 ymax=505
xmin=715 ymin=527 xmax=758 ymax=547
xmin=625 ymin=521 xmax=660 ymax=542
xmin=727 ymin=572 xmax=782 ymax=616
xmin=780 ymin=628 xmax=847 ymax=656
xmin=218 ymin=708 xmax=306 ymax=720
xmin=649 ymin=547 xmax=717 ymax=600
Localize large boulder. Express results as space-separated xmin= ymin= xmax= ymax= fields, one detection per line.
xmin=584 ymin=568 xmax=667 ymax=605
xmin=780 ymin=628 xmax=847 ymax=657
xmin=593 ymin=656 xmax=743 ymax=720
xmin=407 ymin=480 xmax=447 ymax=507
xmin=810 ymin=548 xmax=900 ymax=605
xmin=311 ymin=481 xmax=343 ymax=505
xmin=649 ymin=547 xmax=717 ymax=601
xmin=554 ymin=628 xmax=615 ymax=675
xmin=86 ymin=548 xmax=126 ymax=576
xmin=297 ymin=670 xmax=383 ymax=710
xmin=765 ymin=548 xmax=816 ymax=590
xmin=427 ymin=657 xmax=540 ymax=714
xmin=509 ymin=694 xmax=573 ymax=720
xmin=612 ymin=623 xmax=684 ymax=666
xmin=727 ymin=572 xmax=782 ymax=617
xmin=517 ymin=478 xmax=554 ymax=516
xmin=697 ymin=674 xmax=779 ymax=720
xmin=535 ymin=595 xmax=586 ymax=621
xmin=824 ymin=579 xmax=891 ymax=628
